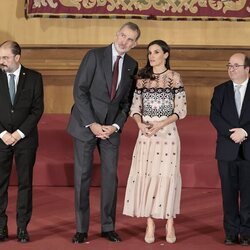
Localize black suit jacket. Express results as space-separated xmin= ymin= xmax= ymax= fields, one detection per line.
xmin=0 ymin=65 xmax=44 ymax=149
xmin=67 ymin=44 xmax=138 ymax=143
xmin=210 ymin=79 xmax=250 ymax=161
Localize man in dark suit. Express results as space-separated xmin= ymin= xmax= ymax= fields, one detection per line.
xmin=67 ymin=22 xmax=140 ymax=243
xmin=0 ymin=41 xmax=44 ymax=243
xmin=210 ymin=53 xmax=250 ymax=246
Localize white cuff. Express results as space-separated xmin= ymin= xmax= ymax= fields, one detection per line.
xmin=0 ymin=130 xmax=7 ymax=139
xmin=112 ymin=123 xmax=120 ymax=132
xmin=242 ymin=129 xmax=248 ymax=137
xmin=17 ymin=129 xmax=25 ymax=139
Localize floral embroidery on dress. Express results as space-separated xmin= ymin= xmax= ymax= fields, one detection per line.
xmin=134 ymin=86 xmax=185 ymax=118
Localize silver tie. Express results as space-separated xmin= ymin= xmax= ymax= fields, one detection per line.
xmin=8 ymin=74 xmax=15 ymax=105
xmin=235 ymin=84 xmax=242 ymax=116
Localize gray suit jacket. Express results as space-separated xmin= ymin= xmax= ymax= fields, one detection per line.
xmin=67 ymin=44 xmax=138 ymax=144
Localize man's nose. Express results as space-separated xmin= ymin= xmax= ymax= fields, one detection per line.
xmin=120 ymin=39 xmax=127 ymax=45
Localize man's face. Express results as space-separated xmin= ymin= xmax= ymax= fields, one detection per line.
xmin=114 ymin=26 xmax=138 ymax=55
xmin=227 ymin=53 xmax=249 ymax=84
xmin=0 ymin=46 xmax=20 ymax=73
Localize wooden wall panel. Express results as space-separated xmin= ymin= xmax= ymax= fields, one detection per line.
xmin=19 ymin=45 xmax=250 ymax=115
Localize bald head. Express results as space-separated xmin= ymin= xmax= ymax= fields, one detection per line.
xmin=0 ymin=40 xmax=21 ymax=56
xmin=227 ymin=53 xmax=249 ymax=84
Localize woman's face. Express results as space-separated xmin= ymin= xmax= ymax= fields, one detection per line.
xmin=148 ymin=44 xmax=168 ymax=68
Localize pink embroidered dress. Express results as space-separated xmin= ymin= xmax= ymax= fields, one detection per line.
xmin=123 ymin=69 xmax=187 ymax=219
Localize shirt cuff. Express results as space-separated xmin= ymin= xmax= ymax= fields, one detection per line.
xmin=112 ymin=123 xmax=120 ymax=132
xmin=242 ymin=129 xmax=248 ymax=138
xmin=0 ymin=130 xmax=7 ymax=139
xmin=17 ymin=129 xmax=25 ymax=139
xmin=85 ymin=122 xmax=96 ymax=128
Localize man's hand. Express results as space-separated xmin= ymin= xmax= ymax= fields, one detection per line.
xmin=11 ymin=131 xmax=22 ymax=146
xmin=1 ymin=132 xmax=15 ymax=145
xmin=89 ymin=123 xmax=110 ymax=139
xmin=100 ymin=125 xmax=116 ymax=138
xmin=229 ymin=128 xmax=247 ymax=144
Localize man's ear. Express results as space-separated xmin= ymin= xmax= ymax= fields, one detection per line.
xmin=132 ymin=41 xmax=138 ymax=48
xmin=14 ymin=54 xmax=20 ymax=62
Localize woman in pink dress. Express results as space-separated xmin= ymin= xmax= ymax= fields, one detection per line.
xmin=123 ymin=40 xmax=187 ymax=244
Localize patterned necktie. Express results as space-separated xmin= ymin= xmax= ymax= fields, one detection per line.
xmin=235 ymin=84 xmax=242 ymax=116
xmin=111 ymin=55 xmax=121 ymax=99
xmin=8 ymin=73 xmax=15 ymax=105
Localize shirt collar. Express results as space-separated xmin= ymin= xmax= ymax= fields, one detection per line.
xmin=7 ymin=64 xmax=21 ymax=78
xmin=112 ymin=43 xmax=125 ymax=60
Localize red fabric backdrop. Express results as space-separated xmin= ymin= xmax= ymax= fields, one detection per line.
xmin=25 ymin=0 xmax=250 ymax=21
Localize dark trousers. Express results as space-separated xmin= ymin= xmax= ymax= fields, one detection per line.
xmin=218 ymin=157 xmax=250 ymax=237
xmin=0 ymin=146 xmax=36 ymax=229
xmin=73 ymin=137 xmax=119 ymax=233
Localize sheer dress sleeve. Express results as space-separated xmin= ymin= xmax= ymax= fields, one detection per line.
xmin=172 ymin=72 xmax=187 ymax=120
xmin=129 ymin=79 xmax=144 ymax=117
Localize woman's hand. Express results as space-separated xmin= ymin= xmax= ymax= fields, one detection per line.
xmin=137 ymin=122 xmax=152 ymax=136
xmin=146 ymin=121 xmax=165 ymax=137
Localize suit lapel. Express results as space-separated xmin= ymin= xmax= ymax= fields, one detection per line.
xmin=115 ymin=54 xmax=131 ymax=99
xmin=102 ymin=45 xmax=113 ymax=96
xmin=240 ymin=79 xmax=250 ymax=118
xmin=14 ymin=66 xmax=26 ymax=105
xmin=226 ymin=81 xmax=239 ymax=119
xmin=0 ymin=71 xmax=11 ymax=104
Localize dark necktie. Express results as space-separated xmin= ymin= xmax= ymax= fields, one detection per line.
xmin=9 ymin=73 xmax=15 ymax=105
xmin=111 ymin=55 xmax=121 ymax=99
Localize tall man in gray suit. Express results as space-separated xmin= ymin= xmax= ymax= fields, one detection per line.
xmin=210 ymin=53 xmax=250 ymax=246
xmin=67 ymin=22 xmax=141 ymax=243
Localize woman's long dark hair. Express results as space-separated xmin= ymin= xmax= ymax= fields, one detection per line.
xmin=137 ymin=40 xmax=171 ymax=80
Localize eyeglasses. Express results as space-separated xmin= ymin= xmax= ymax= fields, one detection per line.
xmin=226 ymin=64 xmax=245 ymax=70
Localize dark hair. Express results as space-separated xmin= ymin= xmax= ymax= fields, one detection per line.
xmin=0 ymin=40 xmax=21 ymax=56
xmin=137 ymin=40 xmax=171 ymax=79
xmin=119 ymin=22 xmax=141 ymax=41
xmin=244 ymin=54 xmax=250 ymax=72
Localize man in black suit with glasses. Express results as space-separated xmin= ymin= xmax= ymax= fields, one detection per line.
xmin=210 ymin=53 xmax=250 ymax=246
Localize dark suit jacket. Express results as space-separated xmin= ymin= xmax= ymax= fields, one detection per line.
xmin=210 ymin=79 xmax=250 ymax=161
xmin=67 ymin=44 xmax=138 ymax=143
xmin=0 ymin=65 xmax=44 ymax=149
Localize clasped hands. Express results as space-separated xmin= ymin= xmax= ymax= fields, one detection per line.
xmin=230 ymin=128 xmax=247 ymax=144
xmin=90 ymin=123 xmax=116 ymax=139
xmin=138 ymin=121 xmax=164 ymax=137
xmin=2 ymin=131 xmax=21 ymax=146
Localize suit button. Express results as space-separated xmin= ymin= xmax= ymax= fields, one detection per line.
xmin=11 ymin=109 xmax=14 ymax=113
